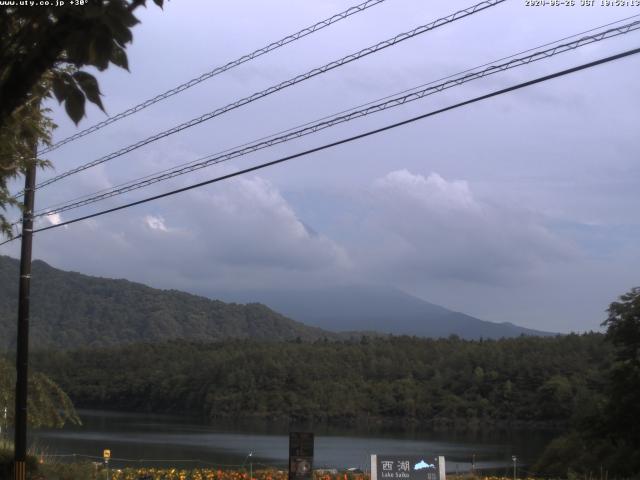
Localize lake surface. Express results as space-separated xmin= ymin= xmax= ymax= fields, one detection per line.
xmin=29 ymin=410 xmax=556 ymax=473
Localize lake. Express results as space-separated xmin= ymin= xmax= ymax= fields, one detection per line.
xmin=29 ymin=410 xmax=556 ymax=473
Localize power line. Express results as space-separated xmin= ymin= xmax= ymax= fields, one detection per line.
xmin=26 ymin=0 xmax=504 ymax=194
xmin=1 ymin=45 xmax=636 ymax=246
xmin=29 ymin=10 xmax=640 ymax=216
xmin=28 ymin=19 xmax=640 ymax=220
xmin=35 ymin=0 xmax=390 ymax=156
xmin=30 ymin=13 xmax=640 ymax=216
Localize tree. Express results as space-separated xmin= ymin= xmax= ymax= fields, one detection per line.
xmin=0 ymin=70 xmax=61 ymax=237
xmin=0 ymin=356 xmax=79 ymax=429
xmin=0 ymin=0 xmax=164 ymax=126
xmin=534 ymin=288 xmax=640 ymax=477
xmin=0 ymin=0 xmax=165 ymax=235
xmin=601 ymin=286 xmax=640 ymax=448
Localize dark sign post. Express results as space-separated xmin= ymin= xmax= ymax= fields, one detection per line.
xmin=371 ymin=455 xmax=445 ymax=480
xmin=289 ymin=432 xmax=314 ymax=480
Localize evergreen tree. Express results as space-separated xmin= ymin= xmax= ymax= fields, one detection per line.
xmin=601 ymin=287 xmax=640 ymax=448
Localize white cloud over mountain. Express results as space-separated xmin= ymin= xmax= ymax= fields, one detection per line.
xmin=20 ymin=176 xmax=350 ymax=292
xmin=358 ymin=170 xmax=576 ymax=285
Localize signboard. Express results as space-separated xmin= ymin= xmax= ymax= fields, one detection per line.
xmin=371 ymin=455 xmax=445 ymax=480
xmin=103 ymin=449 xmax=111 ymax=460
xmin=289 ymin=432 xmax=314 ymax=480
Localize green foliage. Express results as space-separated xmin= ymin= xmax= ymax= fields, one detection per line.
xmin=534 ymin=287 xmax=640 ymax=478
xmin=31 ymin=333 xmax=610 ymax=428
xmin=0 ymin=256 xmax=336 ymax=350
xmin=0 ymin=444 xmax=40 ymax=480
xmin=37 ymin=460 xmax=96 ymax=480
xmin=0 ymin=78 xmax=55 ymax=237
xmin=601 ymin=286 xmax=640 ymax=447
xmin=0 ymin=442 xmax=95 ymax=480
xmin=0 ymin=1 xmax=165 ymax=237
xmin=534 ymin=432 xmax=640 ymax=479
xmin=0 ymin=0 xmax=165 ymax=127
xmin=0 ymin=356 xmax=80 ymax=429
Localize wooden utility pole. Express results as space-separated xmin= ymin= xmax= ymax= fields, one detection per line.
xmin=14 ymin=150 xmax=36 ymax=480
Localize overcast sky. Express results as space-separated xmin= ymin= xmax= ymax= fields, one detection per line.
xmin=2 ymin=0 xmax=639 ymax=333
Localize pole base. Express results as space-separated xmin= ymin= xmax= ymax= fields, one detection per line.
xmin=14 ymin=460 xmax=26 ymax=480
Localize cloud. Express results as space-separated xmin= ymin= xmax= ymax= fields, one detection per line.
xmin=44 ymin=213 xmax=62 ymax=226
xmin=144 ymin=215 xmax=168 ymax=232
xmin=21 ymin=175 xmax=350 ymax=293
xmin=357 ymin=170 xmax=576 ymax=285
xmin=178 ymin=176 xmax=350 ymax=272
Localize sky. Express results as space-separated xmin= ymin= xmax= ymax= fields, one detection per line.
xmin=2 ymin=0 xmax=640 ymax=333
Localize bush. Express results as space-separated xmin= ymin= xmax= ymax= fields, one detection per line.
xmin=0 ymin=444 xmax=40 ymax=480
xmin=38 ymin=461 xmax=96 ymax=480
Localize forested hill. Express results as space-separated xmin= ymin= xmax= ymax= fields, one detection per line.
xmin=31 ymin=333 xmax=609 ymax=428
xmin=0 ymin=255 xmax=335 ymax=349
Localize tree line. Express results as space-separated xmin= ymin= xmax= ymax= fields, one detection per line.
xmin=31 ymin=333 xmax=609 ymax=429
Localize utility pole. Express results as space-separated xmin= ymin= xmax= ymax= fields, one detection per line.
xmin=14 ymin=150 xmax=36 ymax=480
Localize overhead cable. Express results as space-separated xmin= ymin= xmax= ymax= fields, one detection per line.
xmin=38 ymin=0 xmax=391 ymax=155
xmin=27 ymin=0 xmax=505 ymax=194
xmin=29 ymin=19 xmax=640 ymax=220
xmin=1 ymin=45 xmax=636 ymax=246
xmin=32 ymin=13 xmax=640 ymax=216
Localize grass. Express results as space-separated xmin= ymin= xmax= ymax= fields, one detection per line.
xmin=0 ymin=440 xmax=96 ymax=480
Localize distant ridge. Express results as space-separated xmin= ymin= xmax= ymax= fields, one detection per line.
xmin=0 ymin=255 xmax=336 ymax=350
xmin=0 ymin=255 xmax=554 ymax=350
xmin=214 ymin=285 xmax=555 ymax=339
